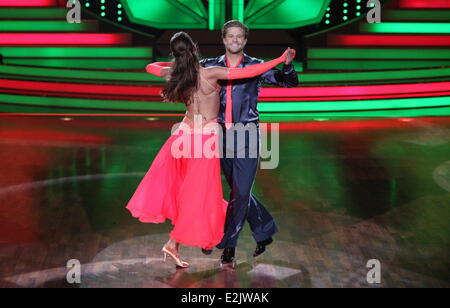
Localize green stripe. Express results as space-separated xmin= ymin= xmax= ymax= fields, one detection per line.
xmin=0 ymin=93 xmax=448 ymax=113
xmin=0 ymin=104 xmax=178 ymax=114
xmin=307 ymin=60 xmax=450 ymax=70
xmin=5 ymin=58 xmax=151 ymax=70
xmin=301 ymin=78 xmax=450 ymax=87
xmin=0 ymin=47 xmax=152 ymax=58
xmin=260 ymin=107 xmax=450 ymax=119
xmin=360 ymin=22 xmax=450 ymax=34
xmin=1 ymin=105 xmax=448 ymax=117
xmin=0 ymin=64 xmax=162 ymax=82
xmin=259 ymin=97 xmax=450 ymax=112
xmin=308 ymin=48 xmax=450 ymax=59
xmin=2 ymin=63 xmax=449 ymax=86
xmin=0 ymin=20 xmax=98 ymax=32
xmin=301 ymin=67 xmax=450 ymax=82
xmin=1 ymin=70 xmax=448 ymax=87
xmin=0 ymin=73 xmax=153 ymax=86
xmin=0 ymin=73 xmax=154 ymax=85
xmin=383 ymin=10 xmax=450 ymax=21
xmin=0 ymin=8 xmax=67 ymax=19
xmin=0 ymin=93 xmax=185 ymax=112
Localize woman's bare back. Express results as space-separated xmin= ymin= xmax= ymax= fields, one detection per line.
xmin=184 ymin=67 xmax=221 ymax=122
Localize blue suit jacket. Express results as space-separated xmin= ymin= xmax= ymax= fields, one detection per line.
xmin=199 ymin=53 xmax=299 ymax=123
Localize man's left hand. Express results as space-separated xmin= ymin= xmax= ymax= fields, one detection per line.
xmin=285 ymin=47 xmax=296 ymax=65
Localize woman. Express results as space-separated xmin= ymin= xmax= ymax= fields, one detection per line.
xmin=126 ymin=32 xmax=294 ymax=268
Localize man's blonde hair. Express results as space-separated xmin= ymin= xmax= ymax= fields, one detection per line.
xmin=222 ymin=20 xmax=249 ymax=39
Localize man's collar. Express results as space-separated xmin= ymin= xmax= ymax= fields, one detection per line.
xmin=242 ymin=53 xmax=251 ymax=64
xmin=218 ymin=54 xmax=226 ymax=64
xmin=218 ymin=53 xmax=251 ymax=65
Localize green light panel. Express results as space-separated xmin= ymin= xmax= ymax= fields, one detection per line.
xmin=0 ymin=93 xmax=448 ymax=114
xmin=361 ymin=22 xmax=450 ymax=34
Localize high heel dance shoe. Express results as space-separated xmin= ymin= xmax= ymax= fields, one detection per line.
xmin=162 ymin=245 xmax=189 ymax=269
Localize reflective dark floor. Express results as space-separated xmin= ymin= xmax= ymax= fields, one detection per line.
xmin=0 ymin=115 xmax=449 ymax=288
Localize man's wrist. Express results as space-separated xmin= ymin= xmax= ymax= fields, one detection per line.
xmin=282 ymin=62 xmax=295 ymax=73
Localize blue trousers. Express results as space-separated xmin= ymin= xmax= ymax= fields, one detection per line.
xmin=216 ymin=122 xmax=279 ymax=249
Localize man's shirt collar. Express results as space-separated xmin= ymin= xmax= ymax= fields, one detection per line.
xmin=218 ymin=53 xmax=251 ymax=66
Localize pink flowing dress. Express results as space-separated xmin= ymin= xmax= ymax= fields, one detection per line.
xmin=125 ymin=116 xmax=228 ymax=250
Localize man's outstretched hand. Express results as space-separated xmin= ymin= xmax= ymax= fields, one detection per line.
xmin=285 ymin=47 xmax=296 ymax=65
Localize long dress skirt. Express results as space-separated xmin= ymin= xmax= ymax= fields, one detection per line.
xmin=126 ymin=116 xmax=228 ymax=250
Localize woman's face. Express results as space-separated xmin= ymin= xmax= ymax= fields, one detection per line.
xmin=223 ymin=27 xmax=247 ymax=54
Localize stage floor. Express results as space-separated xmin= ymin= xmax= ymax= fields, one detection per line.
xmin=0 ymin=115 xmax=449 ymax=288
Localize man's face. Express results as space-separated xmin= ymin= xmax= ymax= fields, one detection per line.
xmin=223 ymin=26 xmax=247 ymax=54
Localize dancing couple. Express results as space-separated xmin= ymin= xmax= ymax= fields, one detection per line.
xmin=126 ymin=21 xmax=299 ymax=268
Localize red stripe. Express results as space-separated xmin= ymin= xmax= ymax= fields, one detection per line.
xmin=328 ymin=34 xmax=450 ymax=46
xmin=398 ymin=0 xmax=450 ymax=9
xmin=260 ymin=82 xmax=450 ymax=97
xmin=0 ymin=33 xmax=131 ymax=45
xmin=0 ymin=79 xmax=450 ymax=98
xmin=0 ymin=89 xmax=162 ymax=101
xmin=0 ymin=79 xmax=164 ymax=96
xmin=0 ymin=113 xmax=184 ymax=117
xmin=0 ymin=0 xmax=56 ymax=6
xmin=2 ymin=88 xmax=448 ymax=102
xmin=259 ymin=91 xmax=450 ymax=101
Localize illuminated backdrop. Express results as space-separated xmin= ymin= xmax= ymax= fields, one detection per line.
xmin=79 ymin=0 xmax=383 ymax=35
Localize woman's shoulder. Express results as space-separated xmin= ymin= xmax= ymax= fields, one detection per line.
xmin=198 ymin=67 xmax=220 ymax=91
xmin=199 ymin=65 xmax=224 ymax=77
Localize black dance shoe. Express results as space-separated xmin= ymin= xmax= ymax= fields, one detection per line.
xmin=253 ymin=237 xmax=273 ymax=257
xmin=220 ymin=247 xmax=235 ymax=264
xmin=201 ymin=248 xmax=213 ymax=255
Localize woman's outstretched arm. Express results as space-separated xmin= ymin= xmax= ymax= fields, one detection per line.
xmin=145 ymin=62 xmax=173 ymax=78
xmin=203 ymin=48 xmax=295 ymax=81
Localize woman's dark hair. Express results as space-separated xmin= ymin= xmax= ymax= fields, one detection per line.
xmin=162 ymin=32 xmax=199 ymax=105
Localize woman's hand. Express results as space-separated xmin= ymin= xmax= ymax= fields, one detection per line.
xmin=284 ymin=47 xmax=296 ymax=65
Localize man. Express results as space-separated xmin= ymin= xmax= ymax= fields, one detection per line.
xmin=200 ymin=20 xmax=298 ymax=266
